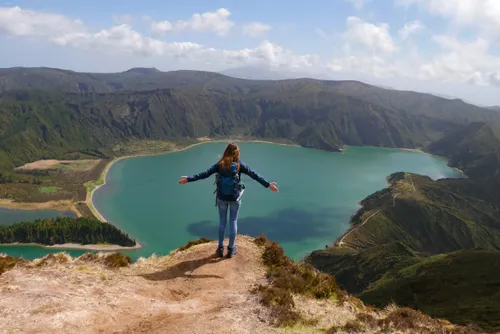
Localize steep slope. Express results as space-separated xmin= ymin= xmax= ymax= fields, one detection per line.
xmin=1 ymin=67 xmax=500 ymax=175
xmin=305 ymin=125 xmax=500 ymax=331
xmin=334 ymin=172 xmax=500 ymax=254
xmin=0 ymin=87 xmax=472 ymax=172
xmin=2 ymin=67 xmax=500 ymax=125
xmin=305 ymin=242 xmax=421 ymax=294
xmin=427 ymin=122 xmax=500 ymax=178
xmin=358 ymin=250 xmax=500 ymax=332
xmin=0 ymin=236 xmax=484 ymax=334
xmin=306 ymin=246 xmax=500 ymax=332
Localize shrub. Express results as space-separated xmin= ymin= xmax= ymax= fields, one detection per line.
xmin=0 ymin=255 xmax=25 ymax=274
xmin=177 ymin=237 xmax=213 ymax=252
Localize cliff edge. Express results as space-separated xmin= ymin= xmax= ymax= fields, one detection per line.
xmin=0 ymin=236 xmax=484 ymax=334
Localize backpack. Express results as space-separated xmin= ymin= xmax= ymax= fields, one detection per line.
xmin=213 ymin=162 xmax=244 ymax=202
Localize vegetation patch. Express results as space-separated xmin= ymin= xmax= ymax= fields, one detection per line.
xmin=252 ymin=234 xmax=341 ymax=327
xmin=77 ymin=252 xmax=99 ymax=263
xmin=0 ymin=217 xmax=136 ymax=247
xmin=0 ymin=255 xmax=25 ymax=274
xmin=103 ymin=252 xmax=132 ymax=269
xmin=39 ymin=186 xmax=62 ymax=193
xmin=177 ymin=237 xmax=214 ymax=252
xmin=327 ymin=308 xmax=483 ymax=334
xmin=35 ymin=253 xmax=69 ymax=267
xmin=75 ymin=251 xmax=131 ymax=269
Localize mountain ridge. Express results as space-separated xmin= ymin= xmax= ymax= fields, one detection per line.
xmin=305 ymin=122 xmax=500 ymax=331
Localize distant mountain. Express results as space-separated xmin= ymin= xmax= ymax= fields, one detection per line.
xmin=124 ymin=67 xmax=162 ymax=75
xmin=1 ymin=66 xmax=500 ymax=175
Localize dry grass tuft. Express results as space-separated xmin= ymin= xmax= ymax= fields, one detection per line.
xmin=0 ymin=255 xmax=25 ymax=274
xmin=177 ymin=237 xmax=214 ymax=252
xmin=35 ymin=253 xmax=70 ymax=267
xmin=254 ymin=234 xmax=268 ymax=247
xmin=75 ymin=252 xmax=131 ymax=268
xmin=103 ymin=253 xmax=132 ymax=269
xmin=77 ymin=252 xmax=99 ymax=262
xmin=253 ymin=234 xmax=342 ymax=327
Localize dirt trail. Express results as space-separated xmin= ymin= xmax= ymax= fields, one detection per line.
xmin=337 ymin=209 xmax=381 ymax=247
xmin=0 ymin=236 xmax=274 ymax=334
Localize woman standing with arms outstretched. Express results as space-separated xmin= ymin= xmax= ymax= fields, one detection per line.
xmin=178 ymin=142 xmax=279 ymax=258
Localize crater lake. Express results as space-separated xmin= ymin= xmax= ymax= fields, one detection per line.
xmin=0 ymin=142 xmax=463 ymax=261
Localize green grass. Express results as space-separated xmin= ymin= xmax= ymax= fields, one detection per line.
xmin=38 ymin=186 xmax=62 ymax=193
xmin=358 ymin=250 xmax=500 ymax=332
xmin=58 ymin=160 xmax=98 ymax=171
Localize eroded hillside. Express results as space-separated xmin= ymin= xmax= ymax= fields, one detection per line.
xmin=0 ymin=236 xmax=483 ymax=334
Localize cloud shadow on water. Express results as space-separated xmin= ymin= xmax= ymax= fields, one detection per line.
xmin=186 ymin=207 xmax=350 ymax=244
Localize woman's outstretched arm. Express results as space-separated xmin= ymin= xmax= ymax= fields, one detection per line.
xmin=178 ymin=164 xmax=218 ymax=184
xmin=240 ymin=162 xmax=279 ymax=192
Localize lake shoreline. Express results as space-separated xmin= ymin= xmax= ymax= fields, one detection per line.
xmin=0 ymin=241 xmax=142 ymax=251
xmin=0 ymin=138 xmax=299 ymax=223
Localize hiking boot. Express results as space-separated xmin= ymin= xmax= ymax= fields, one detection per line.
xmin=215 ymin=246 xmax=224 ymax=258
xmin=227 ymin=246 xmax=238 ymax=258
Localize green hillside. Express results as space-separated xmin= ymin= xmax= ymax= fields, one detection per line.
xmin=427 ymin=122 xmax=500 ymax=178
xmin=305 ymin=121 xmax=500 ymax=332
xmin=1 ymin=67 xmax=500 ymax=175
xmin=306 ymin=246 xmax=500 ymax=332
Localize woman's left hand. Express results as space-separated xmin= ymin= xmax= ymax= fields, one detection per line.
xmin=269 ymin=182 xmax=279 ymax=192
xmin=178 ymin=176 xmax=188 ymax=184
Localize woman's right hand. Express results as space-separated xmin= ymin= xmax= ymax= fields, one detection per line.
xmin=269 ymin=182 xmax=279 ymax=192
xmin=178 ymin=176 xmax=188 ymax=184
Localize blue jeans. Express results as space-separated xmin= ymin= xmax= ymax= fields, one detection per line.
xmin=217 ymin=198 xmax=241 ymax=249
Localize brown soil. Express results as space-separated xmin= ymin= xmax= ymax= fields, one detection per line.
xmin=15 ymin=159 xmax=100 ymax=171
xmin=0 ymin=236 xmax=272 ymax=334
xmin=0 ymin=236 xmax=478 ymax=334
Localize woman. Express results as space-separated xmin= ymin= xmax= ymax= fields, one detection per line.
xmin=178 ymin=142 xmax=279 ymax=258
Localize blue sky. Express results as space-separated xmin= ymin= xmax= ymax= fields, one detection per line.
xmin=1 ymin=0 xmax=500 ymax=106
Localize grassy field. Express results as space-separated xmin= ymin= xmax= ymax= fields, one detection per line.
xmin=39 ymin=186 xmax=62 ymax=193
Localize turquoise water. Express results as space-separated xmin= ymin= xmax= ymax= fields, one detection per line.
xmin=0 ymin=143 xmax=463 ymax=261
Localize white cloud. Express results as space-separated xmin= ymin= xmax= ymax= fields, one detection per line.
xmin=151 ymin=20 xmax=173 ymax=34
xmin=150 ymin=8 xmax=234 ymax=36
xmin=51 ymin=25 xmax=203 ymax=57
xmin=398 ymin=20 xmax=424 ymax=40
xmin=222 ymin=40 xmax=318 ymax=69
xmin=396 ymin=0 xmax=500 ymax=35
xmin=0 ymin=6 xmax=313 ymax=71
xmin=343 ymin=16 xmax=398 ymax=53
xmin=242 ymin=22 xmax=272 ymax=37
xmin=327 ymin=14 xmax=500 ymax=88
xmin=417 ymin=36 xmax=500 ymax=85
xmin=0 ymin=6 xmax=84 ymax=37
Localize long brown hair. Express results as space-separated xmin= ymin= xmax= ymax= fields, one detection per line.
xmin=219 ymin=142 xmax=240 ymax=171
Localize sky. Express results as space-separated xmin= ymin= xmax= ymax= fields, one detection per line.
xmin=1 ymin=0 xmax=500 ymax=106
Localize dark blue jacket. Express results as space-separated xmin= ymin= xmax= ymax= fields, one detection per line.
xmin=187 ymin=161 xmax=270 ymax=201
